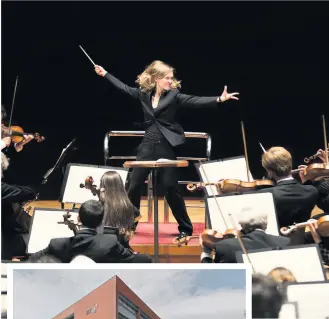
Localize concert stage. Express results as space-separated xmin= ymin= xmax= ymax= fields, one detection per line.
xmin=28 ymin=197 xmax=205 ymax=263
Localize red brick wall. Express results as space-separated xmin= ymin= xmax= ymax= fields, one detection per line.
xmin=52 ymin=276 xmax=117 ymax=319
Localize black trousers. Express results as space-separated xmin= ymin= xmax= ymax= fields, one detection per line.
xmin=127 ymin=136 xmax=193 ymax=235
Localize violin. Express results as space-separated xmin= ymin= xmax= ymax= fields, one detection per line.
xmin=302 ymin=163 xmax=329 ymax=181
xmin=280 ymin=215 xmax=329 ymax=237
xmin=1 ymin=124 xmax=45 ymax=144
xmin=186 ymin=178 xmax=274 ymax=193
xmin=302 ymin=114 xmax=329 ymax=181
xmin=80 ymin=176 xmax=100 ymax=196
xmin=200 ymin=228 xmax=238 ymax=250
xmin=57 ymin=211 xmax=81 ymax=235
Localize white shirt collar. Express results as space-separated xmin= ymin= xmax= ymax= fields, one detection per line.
xmin=277 ymin=176 xmax=294 ymax=183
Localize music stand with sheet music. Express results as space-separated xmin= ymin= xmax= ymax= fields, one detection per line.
xmin=205 ymin=191 xmax=280 ymax=236
xmin=279 ymin=281 xmax=329 ymax=319
xmin=236 ymin=244 xmax=327 ymax=282
xmin=194 ymin=155 xmax=253 ymax=197
xmin=26 ymin=208 xmax=79 ymax=254
xmin=59 ymin=163 xmax=129 ymax=210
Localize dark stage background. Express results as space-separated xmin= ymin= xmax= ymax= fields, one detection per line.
xmin=2 ymin=1 xmax=329 ymax=200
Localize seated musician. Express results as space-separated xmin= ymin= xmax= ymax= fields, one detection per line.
xmin=267 ymin=267 xmax=297 ymax=284
xmin=28 ymin=200 xmax=153 ymax=263
xmin=200 ymin=211 xmax=290 ymax=263
xmin=252 ymin=274 xmax=284 ymax=319
xmin=98 ymin=171 xmax=141 ymax=250
xmin=258 ymin=146 xmax=318 ymax=227
xmin=299 ymin=148 xmax=329 ymax=214
xmin=1 ymin=152 xmax=36 ymax=260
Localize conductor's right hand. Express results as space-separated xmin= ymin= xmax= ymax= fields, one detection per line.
xmin=95 ymin=65 xmax=107 ymax=77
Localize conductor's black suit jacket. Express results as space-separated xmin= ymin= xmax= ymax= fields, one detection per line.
xmin=104 ymin=72 xmax=221 ymax=147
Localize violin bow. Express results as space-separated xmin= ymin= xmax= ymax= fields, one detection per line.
xmin=258 ymin=141 xmax=266 ymax=154
xmin=199 ymin=160 xmax=255 ymax=272
xmin=240 ymin=121 xmax=251 ymax=182
xmin=8 ymin=76 xmax=19 ymax=130
xmin=321 ymin=114 xmax=329 ymax=165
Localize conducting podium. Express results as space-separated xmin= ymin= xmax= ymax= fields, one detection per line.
xmin=123 ymin=159 xmax=189 ymax=263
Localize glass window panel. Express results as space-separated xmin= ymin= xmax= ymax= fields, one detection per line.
xmin=141 ymin=311 xmax=152 ymax=319
xmin=118 ymin=294 xmax=138 ymax=319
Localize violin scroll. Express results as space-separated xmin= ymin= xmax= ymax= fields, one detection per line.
xmin=79 ymin=176 xmax=99 ymax=196
xmin=57 ymin=211 xmax=80 ymax=235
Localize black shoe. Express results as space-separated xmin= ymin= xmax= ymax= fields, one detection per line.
xmin=175 ymin=232 xmax=190 ymax=241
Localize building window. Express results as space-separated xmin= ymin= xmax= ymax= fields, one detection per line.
xmin=62 ymin=314 xmax=74 ymax=319
xmin=140 ymin=312 xmax=152 ymax=319
xmin=118 ymin=294 xmax=138 ymax=319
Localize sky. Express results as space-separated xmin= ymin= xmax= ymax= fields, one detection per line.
xmin=12 ymin=268 xmax=246 ymax=319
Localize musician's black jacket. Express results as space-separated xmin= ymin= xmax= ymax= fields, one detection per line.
xmin=103 ymin=72 xmax=221 ymax=147
xmin=202 ymin=230 xmax=291 ymax=263
xmin=304 ymin=178 xmax=329 ymax=213
xmin=1 ymin=181 xmax=36 ymax=234
xmin=29 ymin=228 xmax=153 ymax=263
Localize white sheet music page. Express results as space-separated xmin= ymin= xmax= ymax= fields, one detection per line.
xmin=28 ymin=209 xmax=79 ymax=253
xmin=241 ymin=246 xmax=325 ymax=282
xmin=62 ymin=164 xmax=128 ymax=203
xmin=207 ymin=192 xmax=279 ymax=236
xmin=279 ymin=282 xmax=329 ymax=319
xmin=156 ymin=158 xmax=173 ymax=162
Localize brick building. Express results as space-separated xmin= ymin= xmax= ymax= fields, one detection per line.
xmin=52 ymin=275 xmax=161 ymax=319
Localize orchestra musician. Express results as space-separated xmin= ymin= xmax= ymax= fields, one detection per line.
xmin=298 ymin=148 xmax=329 ymax=214
xmin=1 ymin=105 xmax=34 ymax=153
xmin=94 ymin=60 xmax=239 ymax=241
xmin=97 ymin=171 xmax=140 ymax=249
xmin=258 ymin=146 xmax=319 ymax=228
xmin=28 ymin=200 xmax=153 ymax=263
xmin=1 ymin=106 xmax=37 ymax=259
xmin=200 ymin=210 xmax=290 ymax=263
xmin=1 ymin=152 xmax=36 ymax=259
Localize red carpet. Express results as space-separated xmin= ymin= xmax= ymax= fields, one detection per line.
xmin=131 ymin=222 xmax=205 ymax=245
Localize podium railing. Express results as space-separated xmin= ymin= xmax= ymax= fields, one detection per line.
xmin=104 ymin=130 xmax=211 ymax=223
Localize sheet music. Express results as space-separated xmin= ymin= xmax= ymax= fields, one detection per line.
xmin=61 ymin=165 xmax=128 ymax=204
xmin=279 ymin=282 xmax=329 ymax=318
xmin=156 ymin=158 xmax=173 ymax=162
xmin=206 ymin=192 xmax=279 ymax=236
xmin=241 ymin=246 xmax=325 ymax=282
xmin=28 ymin=209 xmax=79 ymax=253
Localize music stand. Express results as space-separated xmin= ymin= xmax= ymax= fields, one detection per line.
xmin=123 ymin=159 xmax=189 ymax=263
xmin=42 ymin=138 xmax=77 ymax=184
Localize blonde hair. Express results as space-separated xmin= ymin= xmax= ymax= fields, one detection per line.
xmin=136 ymin=60 xmax=181 ymax=92
xmin=268 ymin=267 xmax=297 ymax=283
xmin=262 ymin=147 xmax=292 ymax=177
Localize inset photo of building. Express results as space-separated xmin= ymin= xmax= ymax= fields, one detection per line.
xmin=9 ymin=266 xmax=249 ymax=319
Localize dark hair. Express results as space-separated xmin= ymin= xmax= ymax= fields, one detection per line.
xmin=79 ymin=199 xmax=104 ymax=229
xmin=252 ymin=273 xmax=284 ymax=318
xmin=99 ymin=171 xmax=135 ymax=239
